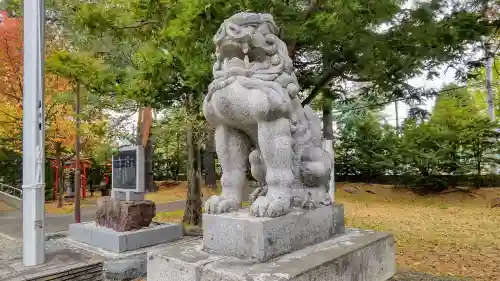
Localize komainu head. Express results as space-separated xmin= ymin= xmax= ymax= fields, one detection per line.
xmin=209 ymin=12 xmax=298 ymax=102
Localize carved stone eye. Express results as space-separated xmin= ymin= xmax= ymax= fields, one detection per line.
xmin=228 ymin=24 xmax=240 ymax=33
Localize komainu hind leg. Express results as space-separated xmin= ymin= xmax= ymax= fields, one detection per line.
xmin=300 ymin=188 xmax=332 ymax=210
xmin=204 ymin=125 xmax=250 ymax=214
xmin=298 ymin=146 xmax=333 ymax=210
xmin=250 ymin=118 xmax=294 ymax=217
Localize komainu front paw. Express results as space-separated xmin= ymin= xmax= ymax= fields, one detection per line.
xmin=204 ymin=195 xmax=240 ymax=214
xmin=249 ymin=186 xmax=267 ymax=204
xmin=250 ymin=194 xmax=291 ymax=218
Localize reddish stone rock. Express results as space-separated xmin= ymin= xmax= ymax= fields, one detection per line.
xmin=95 ymin=197 xmax=156 ymax=232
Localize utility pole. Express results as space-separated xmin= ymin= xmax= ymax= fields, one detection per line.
xmin=22 ymin=0 xmax=45 ymax=266
xmin=74 ymin=83 xmax=81 ymax=223
xmin=486 ymin=42 xmax=495 ymax=122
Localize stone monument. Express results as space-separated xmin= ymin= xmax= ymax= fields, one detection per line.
xmin=69 ymin=145 xmax=183 ymax=254
xmin=147 ymin=12 xmax=395 ymax=281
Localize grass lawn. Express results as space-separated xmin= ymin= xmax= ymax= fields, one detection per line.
xmin=155 ymin=182 xmax=500 ymax=281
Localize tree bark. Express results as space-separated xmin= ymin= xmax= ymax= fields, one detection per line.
xmin=74 ymin=83 xmax=81 ymax=223
xmin=136 ymin=108 xmax=144 ymax=145
xmin=176 ymin=132 xmax=180 ymax=180
xmin=323 ymin=94 xmax=334 ymax=140
xmin=144 ymin=136 xmax=155 ymax=192
xmin=183 ymin=93 xmax=202 ymax=226
xmin=56 ymin=142 xmax=64 ymax=208
xmin=204 ymin=128 xmax=217 ymax=189
xmin=137 ymin=108 xmax=155 ymax=192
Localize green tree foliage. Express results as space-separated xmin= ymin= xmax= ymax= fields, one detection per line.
xmin=152 ymin=104 xmax=211 ymax=176
xmin=32 ymin=0 xmax=496 ymax=108
xmin=335 ymin=110 xmax=399 ymax=178
xmin=6 ymin=0 xmax=495 ymax=212
xmin=335 ymin=84 xmax=500 ymax=192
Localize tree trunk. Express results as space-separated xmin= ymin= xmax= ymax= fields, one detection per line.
xmin=203 ymin=128 xmax=216 ymax=201
xmin=74 ymin=83 xmax=81 ymax=223
xmin=136 ymin=108 xmax=144 ymax=145
xmin=204 ymin=128 xmax=217 ymax=188
xmin=322 ymin=94 xmax=334 ymax=140
xmin=183 ymin=93 xmax=202 ymax=226
xmin=56 ymin=142 xmax=64 ymax=208
xmin=176 ymin=132 xmax=180 ymax=180
xmin=145 ymin=136 xmax=155 ymax=192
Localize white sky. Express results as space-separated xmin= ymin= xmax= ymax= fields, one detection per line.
xmin=380 ymin=0 xmax=474 ymax=126
xmin=381 ymin=67 xmax=458 ymax=126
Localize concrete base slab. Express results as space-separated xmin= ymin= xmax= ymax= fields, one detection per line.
xmin=203 ymin=205 xmax=345 ymax=262
xmin=69 ymin=221 xmax=183 ymax=253
xmin=59 ymin=236 xmax=199 ymax=281
xmin=1 ymin=248 xmax=104 ymax=281
xmin=147 ymin=228 xmax=395 ymax=281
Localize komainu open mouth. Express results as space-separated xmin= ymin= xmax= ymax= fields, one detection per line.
xmin=218 ymin=39 xmax=271 ymax=74
xmin=211 ymin=12 xmax=286 ymax=82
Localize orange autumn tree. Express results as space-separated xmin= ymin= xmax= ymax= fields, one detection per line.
xmin=0 ymin=12 xmax=111 ymax=206
xmin=0 ymin=11 xmax=74 ymax=152
xmin=0 ymin=11 xmax=24 ymax=151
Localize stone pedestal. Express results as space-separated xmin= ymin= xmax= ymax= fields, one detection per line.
xmin=147 ymin=229 xmax=396 ymax=281
xmin=95 ymin=197 xmax=155 ymax=232
xmin=148 ymin=205 xmax=395 ymax=281
xmin=112 ymin=189 xmax=146 ymax=201
xmin=203 ymin=205 xmax=345 ymax=262
xmin=69 ymin=222 xmax=183 ymax=253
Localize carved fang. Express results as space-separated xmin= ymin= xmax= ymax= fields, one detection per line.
xmin=244 ymin=55 xmax=250 ymax=69
xmin=242 ymin=42 xmax=249 ymax=54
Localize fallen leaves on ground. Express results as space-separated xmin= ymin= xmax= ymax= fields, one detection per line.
xmin=154 ymin=209 xmax=184 ymax=223
xmin=39 ymin=180 xmax=500 ymax=280
xmin=337 ymin=183 xmax=500 ymax=281
xmin=146 ymin=181 xmax=216 ymax=204
xmin=44 ymin=195 xmax=100 ymax=214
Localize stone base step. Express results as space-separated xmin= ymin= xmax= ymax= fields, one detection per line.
xmin=147 ymin=228 xmax=396 ymax=281
xmin=203 ymin=205 xmax=345 ymax=262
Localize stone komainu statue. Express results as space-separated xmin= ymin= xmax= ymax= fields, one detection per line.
xmin=203 ymin=12 xmax=333 ymax=218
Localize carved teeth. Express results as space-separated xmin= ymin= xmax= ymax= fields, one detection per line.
xmin=224 ymin=58 xmax=229 ymax=70
xmin=242 ymin=42 xmax=249 ymax=54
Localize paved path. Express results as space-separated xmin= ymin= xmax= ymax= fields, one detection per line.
xmin=0 ymin=200 xmax=185 ymax=239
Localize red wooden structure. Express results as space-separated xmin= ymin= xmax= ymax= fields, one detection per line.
xmin=50 ymin=158 xmax=92 ymax=200
xmin=103 ymin=161 xmax=112 ymax=185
